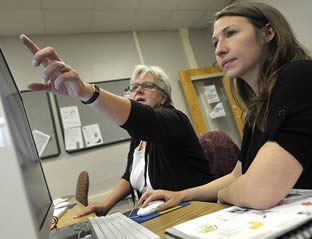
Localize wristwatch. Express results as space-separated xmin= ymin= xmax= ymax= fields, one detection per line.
xmin=81 ymin=84 xmax=100 ymax=104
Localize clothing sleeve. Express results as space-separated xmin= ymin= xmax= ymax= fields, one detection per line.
xmin=265 ymin=61 xmax=312 ymax=169
xmin=120 ymin=100 xmax=192 ymax=145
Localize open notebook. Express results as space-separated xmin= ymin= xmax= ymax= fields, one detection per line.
xmin=165 ymin=189 xmax=312 ymax=239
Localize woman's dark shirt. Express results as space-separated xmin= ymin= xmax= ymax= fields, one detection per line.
xmin=240 ymin=60 xmax=312 ymax=188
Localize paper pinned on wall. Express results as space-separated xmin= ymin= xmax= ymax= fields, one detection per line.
xmin=60 ymin=106 xmax=81 ymax=129
xmin=82 ymin=123 xmax=103 ymax=147
xmin=209 ymin=102 xmax=226 ymax=119
xmin=124 ymin=90 xmax=131 ymax=98
xmin=64 ymin=127 xmax=83 ymax=150
xmin=32 ymin=129 xmax=51 ymax=156
xmin=204 ymin=85 xmax=220 ymax=104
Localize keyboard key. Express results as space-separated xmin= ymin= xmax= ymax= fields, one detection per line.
xmin=88 ymin=213 xmax=160 ymax=239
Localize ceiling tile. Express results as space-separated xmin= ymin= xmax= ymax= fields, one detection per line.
xmin=194 ymin=0 xmax=232 ymax=29
xmin=0 ymin=9 xmax=44 ymax=36
xmin=92 ymin=9 xmax=134 ymax=32
xmin=194 ymin=15 xmax=214 ymax=29
xmin=95 ymin=0 xmax=139 ymax=9
xmin=194 ymin=9 xmax=216 ymax=29
xmin=133 ymin=9 xmax=173 ymax=31
xmin=209 ymin=0 xmax=233 ymax=12
xmin=177 ymin=0 xmax=215 ymax=10
xmin=42 ymin=0 xmax=95 ymax=9
xmin=44 ymin=9 xmax=92 ymax=34
xmin=0 ymin=0 xmax=41 ymax=9
xmin=138 ymin=0 xmax=180 ymax=10
xmin=0 ymin=0 xmax=233 ymax=36
xmin=166 ymin=10 xmax=204 ymax=30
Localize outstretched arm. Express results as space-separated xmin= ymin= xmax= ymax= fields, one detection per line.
xmin=20 ymin=34 xmax=131 ymax=126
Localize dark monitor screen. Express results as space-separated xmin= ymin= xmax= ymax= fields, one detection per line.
xmin=0 ymin=49 xmax=53 ymax=236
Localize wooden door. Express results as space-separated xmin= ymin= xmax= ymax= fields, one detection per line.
xmin=179 ymin=66 xmax=244 ymax=146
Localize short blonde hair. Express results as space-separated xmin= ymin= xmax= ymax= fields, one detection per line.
xmin=129 ymin=64 xmax=172 ymax=105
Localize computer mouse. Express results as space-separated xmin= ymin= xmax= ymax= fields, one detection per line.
xmin=137 ymin=200 xmax=165 ymax=217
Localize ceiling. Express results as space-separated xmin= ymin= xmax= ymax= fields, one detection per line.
xmin=0 ymin=0 xmax=232 ymax=37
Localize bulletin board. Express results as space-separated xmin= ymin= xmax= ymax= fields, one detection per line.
xmin=20 ymin=91 xmax=60 ymax=159
xmin=54 ymin=78 xmax=131 ymax=153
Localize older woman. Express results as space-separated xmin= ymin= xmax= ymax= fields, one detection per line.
xmin=19 ymin=35 xmax=216 ymax=217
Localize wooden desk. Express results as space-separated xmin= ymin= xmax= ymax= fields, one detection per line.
xmin=56 ymin=200 xmax=229 ymax=239
xmin=56 ymin=199 xmax=96 ymax=228
xmin=141 ymin=201 xmax=230 ymax=239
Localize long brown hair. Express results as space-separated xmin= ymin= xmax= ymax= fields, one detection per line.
xmin=215 ymin=2 xmax=311 ymax=131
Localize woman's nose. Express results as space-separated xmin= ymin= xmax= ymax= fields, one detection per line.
xmin=215 ymin=40 xmax=227 ymax=57
xmin=135 ymin=84 xmax=144 ymax=94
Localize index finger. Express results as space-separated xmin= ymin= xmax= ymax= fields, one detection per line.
xmin=73 ymin=208 xmax=91 ymax=218
xmin=20 ymin=34 xmax=51 ymax=67
xmin=138 ymin=191 xmax=152 ymax=206
xmin=20 ymin=34 xmax=40 ymax=55
xmin=140 ymin=191 xmax=165 ymax=208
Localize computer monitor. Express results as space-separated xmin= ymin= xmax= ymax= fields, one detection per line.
xmin=0 ymin=49 xmax=54 ymax=238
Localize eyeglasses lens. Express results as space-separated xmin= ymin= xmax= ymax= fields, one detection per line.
xmin=128 ymin=82 xmax=156 ymax=92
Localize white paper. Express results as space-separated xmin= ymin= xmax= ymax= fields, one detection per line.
xmin=124 ymin=90 xmax=130 ymax=98
xmin=60 ymin=106 xmax=81 ymax=129
xmin=170 ymin=189 xmax=312 ymax=239
xmin=82 ymin=124 xmax=103 ymax=147
xmin=64 ymin=127 xmax=83 ymax=150
xmin=204 ymin=85 xmax=220 ymax=104
xmin=32 ymin=129 xmax=51 ymax=156
xmin=209 ymin=102 xmax=226 ymax=119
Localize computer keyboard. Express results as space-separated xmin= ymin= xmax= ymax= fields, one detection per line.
xmin=88 ymin=212 xmax=160 ymax=239
xmin=277 ymin=218 xmax=312 ymax=239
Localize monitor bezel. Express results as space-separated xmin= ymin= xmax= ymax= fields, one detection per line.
xmin=0 ymin=48 xmax=54 ymax=239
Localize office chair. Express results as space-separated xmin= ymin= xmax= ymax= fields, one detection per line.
xmin=199 ymin=131 xmax=239 ymax=178
xmin=76 ymin=170 xmax=89 ymax=206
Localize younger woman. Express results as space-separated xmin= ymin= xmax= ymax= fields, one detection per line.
xmin=139 ymin=2 xmax=312 ymax=210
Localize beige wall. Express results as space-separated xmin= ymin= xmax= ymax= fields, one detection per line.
xmin=252 ymin=0 xmax=312 ymax=52
xmin=0 ymin=29 xmax=213 ymax=201
xmin=1 ymin=0 xmax=311 ymax=202
xmin=235 ymin=0 xmax=312 ymax=52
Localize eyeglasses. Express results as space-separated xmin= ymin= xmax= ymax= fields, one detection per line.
xmin=126 ymin=81 xmax=165 ymax=93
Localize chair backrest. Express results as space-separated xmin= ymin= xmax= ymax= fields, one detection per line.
xmin=199 ymin=131 xmax=240 ymax=178
xmin=76 ymin=170 xmax=89 ymax=206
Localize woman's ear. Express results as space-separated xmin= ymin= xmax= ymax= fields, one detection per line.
xmin=264 ymin=23 xmax=275 ymax=43
xmin=160 ymin=94 xmax=167 ymax=105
